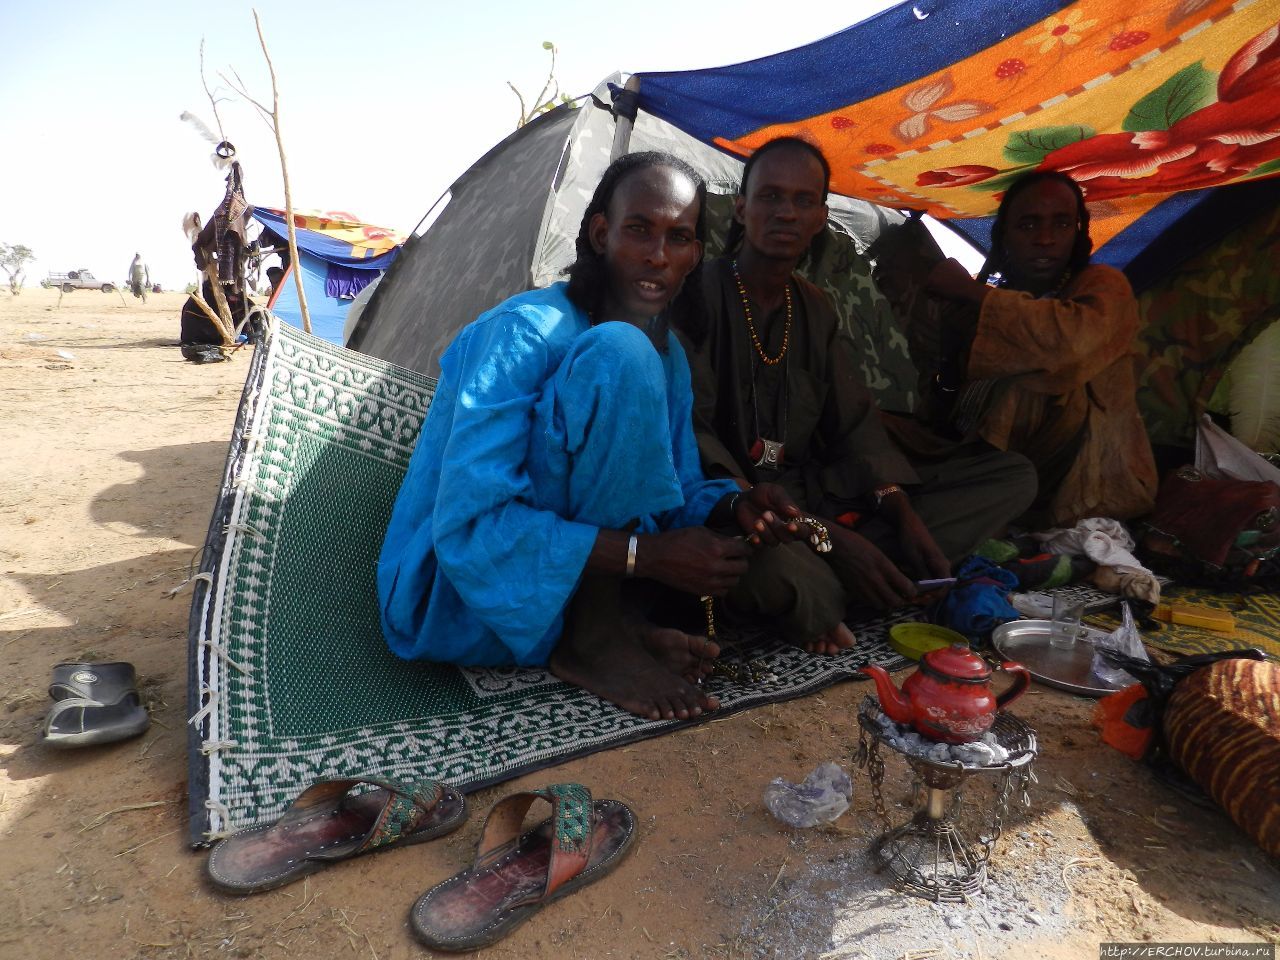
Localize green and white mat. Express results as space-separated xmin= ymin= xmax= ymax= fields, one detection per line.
xmin=187 ymin=321 xmax=909 ymax=845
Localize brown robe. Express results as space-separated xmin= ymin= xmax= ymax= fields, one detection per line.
xmin=685 ymin=257 xmax=918 ymax=515
xmin=684 ymin=257 xmax=1037 ymax=639
xmin=967 ymin=264 xmax=1157 ymax=525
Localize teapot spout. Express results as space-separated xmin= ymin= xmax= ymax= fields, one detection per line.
xmin=860 ymin=665 xmax=914 ymax=725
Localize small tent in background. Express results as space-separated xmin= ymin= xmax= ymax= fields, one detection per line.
xmin=347 ymin=75 xmax=922 ymax=411
xmin=252 ymin=208 xmax=405 ymax=345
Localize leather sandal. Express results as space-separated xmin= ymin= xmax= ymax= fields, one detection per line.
xmin=40 ymin=661 xmax=150 ymax=749
xmin=207 ymin=776 xmax=468 ymax=895
xmin=410 ymin=783 xmax=636 ymax=952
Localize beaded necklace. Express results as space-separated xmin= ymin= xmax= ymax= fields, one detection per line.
xmin=731 ymin=260 xmax=792 ymax=365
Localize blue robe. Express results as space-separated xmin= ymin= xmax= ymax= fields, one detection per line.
xmin=377 ymin=282 xmax=738 ymax=667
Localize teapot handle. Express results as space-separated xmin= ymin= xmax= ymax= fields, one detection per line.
xmin=996 ymin=661 xmax=1031 ymax=709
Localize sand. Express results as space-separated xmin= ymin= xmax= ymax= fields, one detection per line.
xmin=1 ymin=286 xmax=1277 ymax=960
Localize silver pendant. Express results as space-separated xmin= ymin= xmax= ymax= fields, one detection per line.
xmin=752 ymin=438 xmax=785 ymax=469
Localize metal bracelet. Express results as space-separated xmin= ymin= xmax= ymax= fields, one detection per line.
xmin=873 ymin=483 xmax=903 ymax=510
xmin=625 ymin=535 xmax=638 ymax=578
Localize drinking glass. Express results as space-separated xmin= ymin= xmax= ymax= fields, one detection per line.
xmin=1050 ymin=594 xmax=1084 ymax=649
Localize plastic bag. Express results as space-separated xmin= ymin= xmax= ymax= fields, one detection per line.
xmin=1091 ymin=601 xmax=1148 ymax=686
xmin=762 ymin=761 xmax=852 ymax=828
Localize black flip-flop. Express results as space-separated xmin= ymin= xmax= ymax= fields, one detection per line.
xmin=410 ymin=783 xmax=636 ymax=952
xmin=40 ymin=661 xmax=150 ymax=749
xmin=207 ymin=776 xmax=468 ymax=895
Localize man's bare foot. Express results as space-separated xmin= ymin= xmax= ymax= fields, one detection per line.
xmin=550 ymin=576 xmax=719 ymax=721
xmin=640 ymin=626 xmax=720 ymax=681
xmin=801 ymin=621 xmax=857 ymax=655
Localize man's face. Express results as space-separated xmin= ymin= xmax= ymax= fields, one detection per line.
xmin=734 ymin=146 xmax=829 ymax=263
xmin=588 ymin=166 xmax=704 ymax=325
xmin=1000 ymin=179 xmax=1081 ymax=294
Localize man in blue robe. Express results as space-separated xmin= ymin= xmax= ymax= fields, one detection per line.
xmin=379 ymin=152 xmax=802 ymax=722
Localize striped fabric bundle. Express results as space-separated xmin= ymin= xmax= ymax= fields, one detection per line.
xmin=1164 ymin=658 xmax=1280 ymax=857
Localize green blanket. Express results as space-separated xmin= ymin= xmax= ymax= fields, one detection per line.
xmin=186 ymin=321 xmax=909 ymax=844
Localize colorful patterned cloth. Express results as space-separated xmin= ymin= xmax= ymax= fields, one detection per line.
xmin=636 ymin=0 xmax=1280 ymax=271
xmin=1091 ymin=584 xmax=1280 ymax=659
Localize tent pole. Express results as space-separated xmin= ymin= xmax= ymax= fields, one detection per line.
xmin=609 ymin=76 xmax=641 ymax=161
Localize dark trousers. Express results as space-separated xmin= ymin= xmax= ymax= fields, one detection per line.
xmin=726 ymin=446 xmax=1037 ymax=641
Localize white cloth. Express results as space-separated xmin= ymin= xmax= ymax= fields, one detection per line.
xmin=1034 ymin=518 xmax=1161 ymax=603
xmin=1195 ymin=414 xmax=1280 ymax=485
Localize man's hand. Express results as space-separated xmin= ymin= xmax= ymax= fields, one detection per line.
xmin=826 ymin=525 xmax=918 ymax=609
xmin=735 ymin=482 xmax=804 ymax=546
xmin=924 ymin=258 xmax=989 ymax=306
xmin=636 ymin=527 xmax=751 ymax=597
xmin=896 ymin=509 xmax=952 ymax=581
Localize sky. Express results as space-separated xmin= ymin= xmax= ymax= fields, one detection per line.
xmin=1 ymin=0 xmax=978 ymax=290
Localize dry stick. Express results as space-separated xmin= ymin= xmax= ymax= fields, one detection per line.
xmin=115 ymin=827 xmax=180 ymax=858
xmin=79 ymin=800 xmax=171 ymax=833
xmin=201 ymin=263 xmax=237 ymax=344
xmin=199 ymin=38 xmax=228 ymax=143
xmin=250 ymin=9 xmax=310 ymax=333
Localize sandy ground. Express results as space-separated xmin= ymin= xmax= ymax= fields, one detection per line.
xmin=1 ymin=286 xmax=1277 ymax=960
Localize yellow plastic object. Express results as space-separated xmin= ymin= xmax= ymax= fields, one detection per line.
xmin=1152 ymin=602 xmax=1236 ymax=633
xmin=889 ymin=623 xmax=969 ymax=660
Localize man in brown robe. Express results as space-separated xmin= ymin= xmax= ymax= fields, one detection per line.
xmin=681 ymin=138 xmax=1036 ymax=652
xmin=914 ymin=171 xmax=1158 ymax=527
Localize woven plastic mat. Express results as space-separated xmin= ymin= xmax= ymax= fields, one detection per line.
xmin=186 ymin=321 xmax=909 ymax=845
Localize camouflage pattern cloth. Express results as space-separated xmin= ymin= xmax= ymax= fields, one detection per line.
xmin=1137 ymin=203 xmax=1280 ymax=450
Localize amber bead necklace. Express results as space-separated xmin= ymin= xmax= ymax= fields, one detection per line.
xmin=731 ymin=260 xmax=792 ymax=365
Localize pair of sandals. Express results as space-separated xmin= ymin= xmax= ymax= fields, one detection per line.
xmin=206 ymin=776 xmax=635 ymax=953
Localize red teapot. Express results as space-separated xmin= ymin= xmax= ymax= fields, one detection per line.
xmin=861 ymin=644 xmax=1030 ymax=744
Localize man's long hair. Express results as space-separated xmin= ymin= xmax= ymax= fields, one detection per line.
xmin=977 ymin=170 xmax=1093 ymax=286
xmin=723 ymin=136 xmax=831 ymax=257
xmin=566 ymin=151 xmax=708 ymax=330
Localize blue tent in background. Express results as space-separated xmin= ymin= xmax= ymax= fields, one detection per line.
xmin=251 ymin=208 xmax=404 ymax=345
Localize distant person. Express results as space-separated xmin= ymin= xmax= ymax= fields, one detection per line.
xmin=905 ymin=170 xmax=1157 ymax=526
xmin=128 ymin=254 xmax=150 ymax=302
xmin=265 ymin=266 xmax=284 ymax=298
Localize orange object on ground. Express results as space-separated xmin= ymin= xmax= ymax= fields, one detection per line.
xmin=1152 ymin=602 xmax=1235 ymax=633
xmin=1092 ymin=684 xmax=1154 ymax=760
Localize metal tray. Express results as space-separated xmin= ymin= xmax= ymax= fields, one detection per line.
xmin=991 ymin=619 xmax=1130 ymax=698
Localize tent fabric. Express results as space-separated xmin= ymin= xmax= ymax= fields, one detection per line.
xmin=1137 ymin=199 xmax=1280 ymax=449
xmin=269 ymin=253 xmax=351 ymax=345
xmin=347 ymin=104 xmax=581 ymax=373
xmin=251 ymin=208 xmax=404 ymax=268
xmin=252 ymin=208 xmax=405 ymax=345
xmin=634 ymin=0 xmax=1280 ymax=271
xmin=348 ymin=76 xmax=914 ymax=404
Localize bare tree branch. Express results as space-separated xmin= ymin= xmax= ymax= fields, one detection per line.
xmin=529 ymin=43 xmax=557 ymax=116
xmin=506 ymin=82 xmax=529 ymax=128
xmin=250 ymin=8 xmax=310 ymax=333
xmin=509 ymin=42 xmax=563 ymax=128
xmin=199 ymin=39 xmax=228 ymax=143
xmin=220 ymin=68 xmax=274 ymax=125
